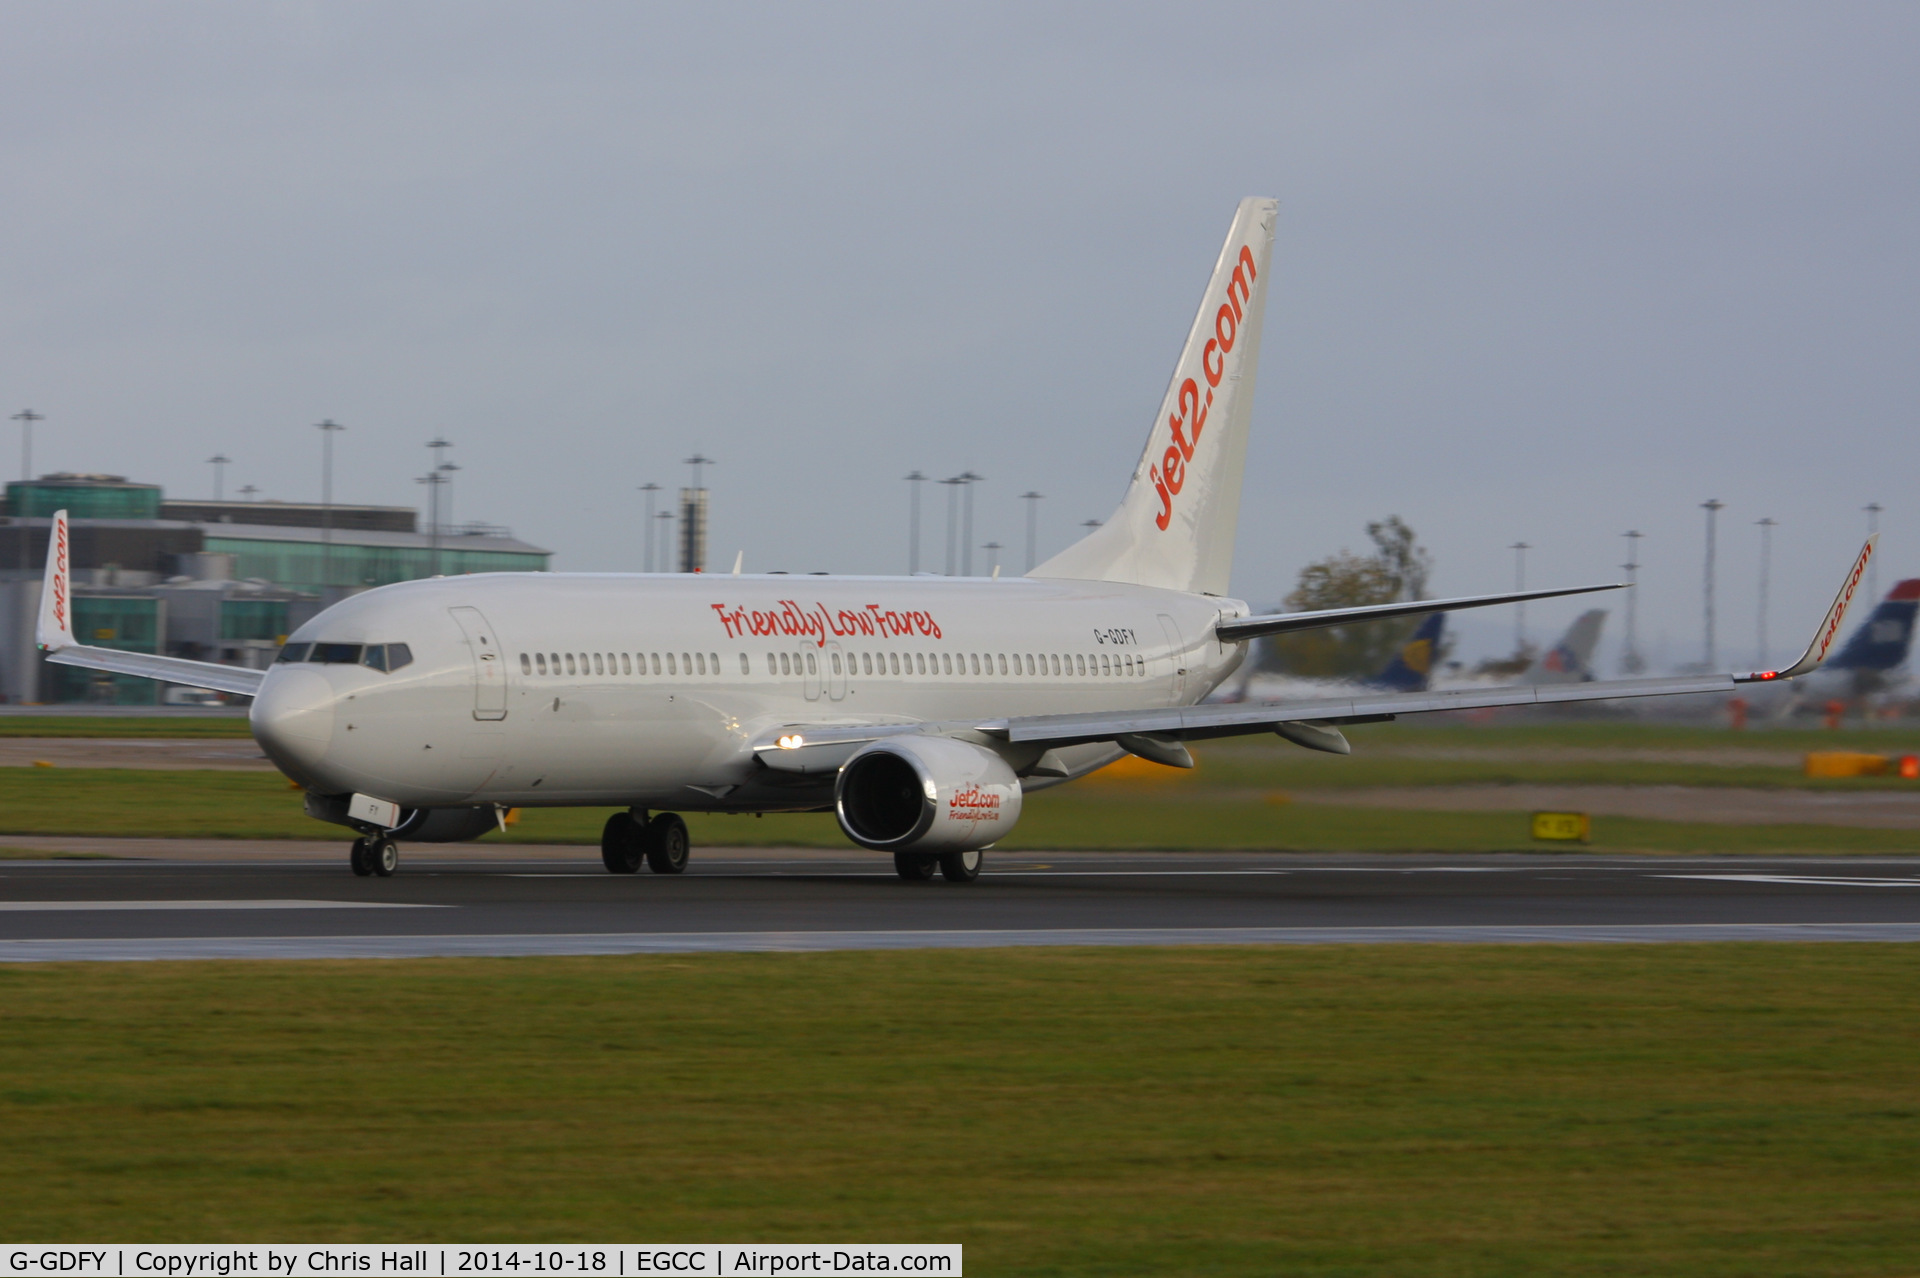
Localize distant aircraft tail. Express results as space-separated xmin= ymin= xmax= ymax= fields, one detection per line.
xmin=1826 ymin=579 xmax=1920 ymax=671
xmin=1371 ymin=612 xmax=1444 ymax=692
xmin=1030 ymin=197 xmax=1277 ymax=597
xmin=1523 ymin=609 xmax=1607 ymax=685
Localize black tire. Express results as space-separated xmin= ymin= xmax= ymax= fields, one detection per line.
xmin=600 ymin=812 xmax=644 ymax=874
xmin=645 ymin=813 xmax=690 ymax=875
xmin=939 ymin=848 xmax=983 ymax=883
xmin=369 ymin=837 xmax=400 ymax=877
xmin=894 ymin=852 xmax=938 ymax=881
xmin=349 ymin=838 xmax=373 ymax=877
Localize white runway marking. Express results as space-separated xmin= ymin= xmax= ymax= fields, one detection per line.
xmin=0 ymin=899 xmax=448 ymax=911
xmin=5 ymin=922 xmax=1920 ymax=961
xmin=1658 ymin=874 xmax=1920 ymax=888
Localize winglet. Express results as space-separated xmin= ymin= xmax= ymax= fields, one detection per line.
xmin=35 ymin=509 xmax=73 ymax=652
xmin=1739 ymin=535 xmax=1875 ymax=682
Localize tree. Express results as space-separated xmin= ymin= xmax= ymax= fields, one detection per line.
xmin=1261 ymin=516 xmax=1439 ymax=680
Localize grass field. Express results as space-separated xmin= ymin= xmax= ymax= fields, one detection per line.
xmin=0 ymin=715 xmax=251 ymax=737
xmin=2 ymin=946 xmax=1916 ymax=1273
xmin=0 ymin=765 xmax=1917 ymax=853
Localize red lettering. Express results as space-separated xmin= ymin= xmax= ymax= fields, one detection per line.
xmin=1151 ymin=468 xmax=1172 ymax=530
xmin=1215 ymin=303 xmax=1236 ymax=353
xmin=1163 ymin=447 xmax=1185 ymax=494
xmin=1203 ymin=339 xmax=1224 ymax=387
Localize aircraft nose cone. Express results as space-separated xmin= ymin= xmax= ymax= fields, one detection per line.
xmin=251 ymin=667 xmax=337 ymax=783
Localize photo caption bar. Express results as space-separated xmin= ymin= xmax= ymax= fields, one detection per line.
xmin=4 ymin=1249 xmax=960 ymax=1278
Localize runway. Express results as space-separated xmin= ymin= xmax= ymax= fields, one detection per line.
xmin=5 ymin=846 xmax=1920 ymax=959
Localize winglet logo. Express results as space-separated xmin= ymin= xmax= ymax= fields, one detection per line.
xmin=1152 ymin=243 xmax=1257 ymax=532
xmin=1817 ymin=540 xmax=1874 ymax=663
xmin=50 ymin=516 xmax=68 ymax=640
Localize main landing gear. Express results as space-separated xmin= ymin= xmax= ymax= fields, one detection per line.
xmin=350 ymin=835 xmax=399 ymax=878
xmin=894 ymin=849 xmax=983 ymax=883
xmin=601 ymin=810 xmax=691 ymax=875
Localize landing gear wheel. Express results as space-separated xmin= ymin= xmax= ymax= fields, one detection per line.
xmin=600 ymin=812 xmax=645 ymax=874
xmin=645 ymin=813 xmax=690 ymax=874
xmin=939 ymin=849 xmax=983 ymax=883
xmin=349 ymin=838 xmax=373 ymax=877
xmin=368 ymin=836 xmax=400 ymax=878
xmin=894 ymin=852 xmax=938 ymax=881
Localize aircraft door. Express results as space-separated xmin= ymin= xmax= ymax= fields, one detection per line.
xmin=826 ymin=641 xmax=847 ymax=701
xmin=449 ymin=606 xmax=509 ymax=721
xmin=800 ymin=645 xmax=822 ymax=701
xmin=1157 ymin=614 xmax=1187 ymax=705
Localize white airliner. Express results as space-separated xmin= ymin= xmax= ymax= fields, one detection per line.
xmin=34 ymin=198 xmax=1873 ymax=881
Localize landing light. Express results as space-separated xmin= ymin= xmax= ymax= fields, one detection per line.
xmin=777 ymin=734 xmax=805 ymax=750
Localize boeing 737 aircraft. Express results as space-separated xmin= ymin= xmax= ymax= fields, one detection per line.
xmin=34 ymin=198 xmax=1875 ymax=881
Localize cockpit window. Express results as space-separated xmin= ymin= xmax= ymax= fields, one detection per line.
xmin=360 ymin=643 xmax=414 ymax=673
xmin=280 ymin=641 xmax=413 ymax=673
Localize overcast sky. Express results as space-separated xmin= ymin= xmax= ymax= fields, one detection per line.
xmin=4 ymin=3 xmax=1916 ymax=670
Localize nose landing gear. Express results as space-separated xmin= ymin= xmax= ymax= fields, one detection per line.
xmin=349 ymin=835 xmax=399 ymax=877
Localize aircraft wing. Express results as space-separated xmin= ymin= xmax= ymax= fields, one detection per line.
xmin=986 ymin=536 xmax=1877 ymax=750
xmin=1216 ymin=581 xmax=1620 ymax=642
xmin=35 ymin=509 xmax=266 ymax=698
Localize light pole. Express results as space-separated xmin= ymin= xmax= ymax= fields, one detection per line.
xmin=1621 ymin=531 xmax=1644 ymax=674
xmin=1756 ymin=517 xmax=1777 ymax=669
xmin=206 ymin=454 xmax=231 ymax=502
xmin=1864 ymin=503 xmax=1883 ymax=601
xmin=639 ymin=483 xmax=661 ymax=572
xmin=317 ymin=419 xmax=345 ymax=592
xmin=941 ymin=476 xmax=964 ymax=575
xmin=657 ymin=510 xmax=674 ymax=571
xmin=1702 ymin=498 xmax=1725 ymax=669
xmin=12 ymin=410 xmax=43 ymax=484
xmin=959 ymin=471 xmax=983 ymax=576
xmin=238 ymin=484 xmax=259 ymax=502
xmin=904 ymin=471 xmax=926 ymax=573
xmin=681 ymin=455 xmax=713 ymax=574
xmin=984 ymin=541 xmax=1002 ymax=577
xmin=1081 ymin=518 xmax=1102 ymax=534
xmin=1509 ymin=541 xmax=1531 ymax=653
xmin=1020 ymin=491 xmax=1043 ymax=572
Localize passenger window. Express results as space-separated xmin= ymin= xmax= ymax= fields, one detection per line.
xmin=276 ymin=642 xmax=312 ymax=663
xmin=779 ymin=652 xmax=791 ymax=675
xmin=535 ymin=653 xmax=547 ymax=675
xmin=739 ymin=653 xmax=749 ymax=674
xmin=884 ymin=653 xmax=895 ymax=675
xmin=969 ymin=654 xmax=980 ymax=675
xmin=806 ymin=653 xmax=817 ymax=674
xmin=696 ymin=653 xmax=706 ymax=676
xmin=710 ymin=652 xmax=718 ymax=673
xmin=520 ymin=653 xmax=532 ymax=674
xmin=767 ymin=653 xmax=777 ymax=674
xmin=592 ymin=653 xmax=604 ymax=675
xmin=681 ymin=652 xmax=691 ymax=674
xmin=916 ymin=653 xmax=926 ymax=674
xmin=563 ymin=653 xmax=576 ymax=675
xmin=1026 ymin=654 xmax=1036 ymax=675
xmin=667 ymin=653 xmax=677 ymax=675
xmin=621 ymin=653 xmax=632 ymax=675
xmin=832 ymin=652 xmax=842 ymax=674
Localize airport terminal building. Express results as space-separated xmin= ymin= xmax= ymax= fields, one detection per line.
xmin=0 ymin=473 xmax=550 ymax=704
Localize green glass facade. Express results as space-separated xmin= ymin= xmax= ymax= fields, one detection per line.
xmin=220 ymin=599 xmax=290 ymax=642
xmin=53 ymin=597 xmax=160 ymax=705
xmin=203 ymin=537 xmax=546 ymax=589
xmin=8 ymin=481 xmax=162 ymax=520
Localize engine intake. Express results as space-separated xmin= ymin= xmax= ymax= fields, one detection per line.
xmin=835 ymin=736 xmax=1022 ymax=852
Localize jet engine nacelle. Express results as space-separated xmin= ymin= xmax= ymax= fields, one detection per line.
xmin=835 ymin=735 xmax=1023 ymax=853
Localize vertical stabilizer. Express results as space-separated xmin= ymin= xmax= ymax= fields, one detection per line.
xmin=1030 ymin=198 xmax=1278 ymax=596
